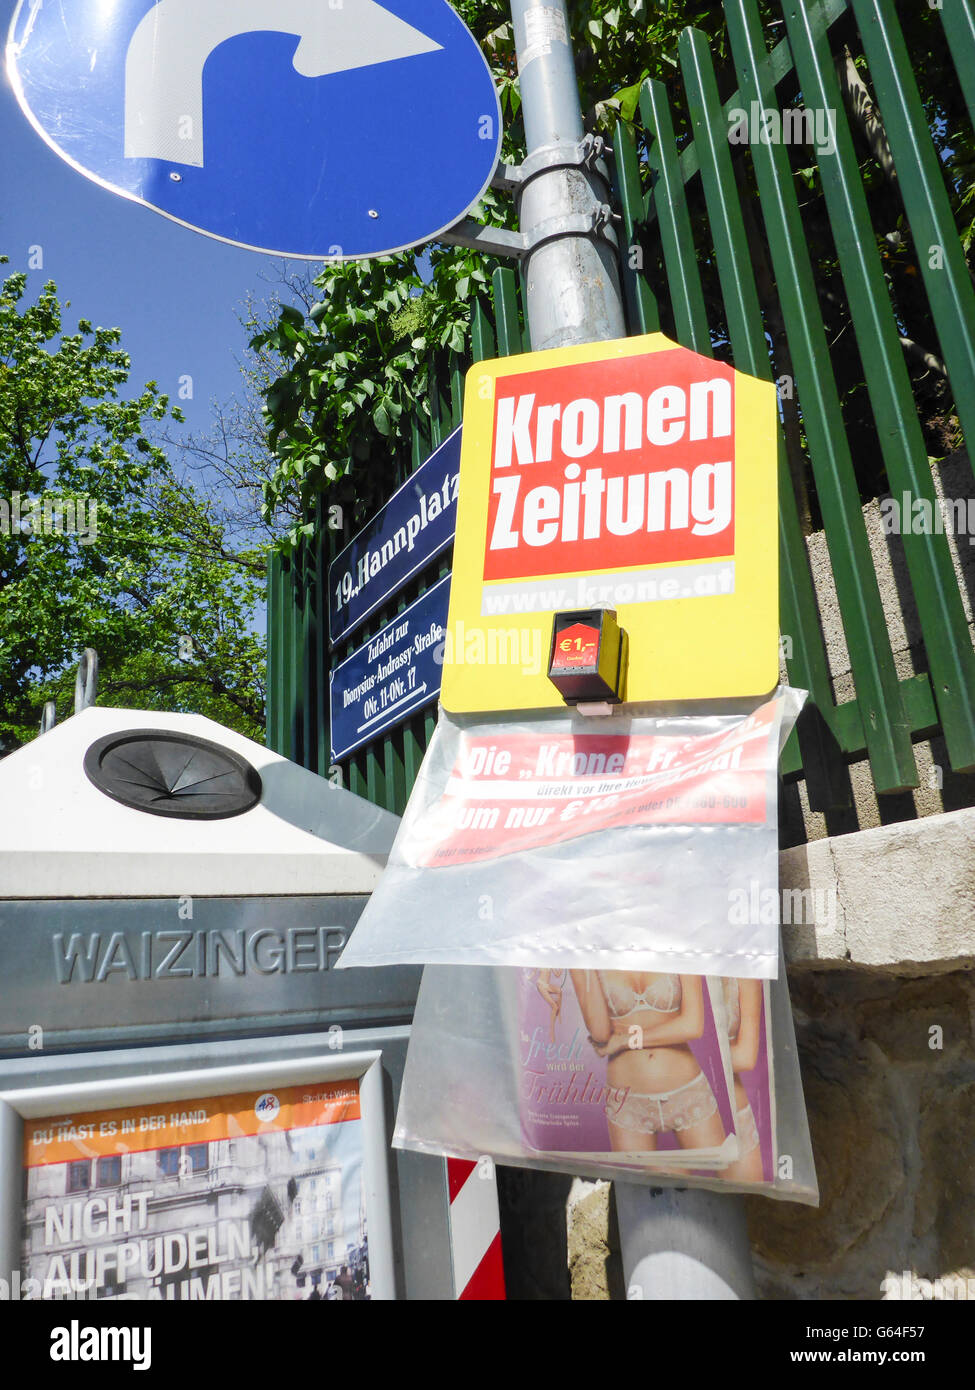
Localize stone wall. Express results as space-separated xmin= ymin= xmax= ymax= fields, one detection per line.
xmin=749 ymin=967 xmax=975 ymax=1299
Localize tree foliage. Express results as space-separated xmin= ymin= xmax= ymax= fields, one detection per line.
xmin=0 ymin=262 xmax=267 ymax=751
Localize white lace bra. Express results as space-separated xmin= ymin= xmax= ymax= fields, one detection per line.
xmin=598 ymin=971 xmax=682 ymax=1018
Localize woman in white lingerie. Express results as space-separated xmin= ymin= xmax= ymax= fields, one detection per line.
xmin=537 ymin=970 xmax=726 ymax=1153
xmin=717 ymin=977 xmax=765 ymax=1182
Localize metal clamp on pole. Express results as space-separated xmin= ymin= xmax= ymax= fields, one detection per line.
xmin=74 ymin=648 xmax=99 ymax=715
xmin=442 ymin=125 xmax=619 ymax=263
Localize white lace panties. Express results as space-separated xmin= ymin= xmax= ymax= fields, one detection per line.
xmin=607 ymin=1068 xmax=718 ymax=1136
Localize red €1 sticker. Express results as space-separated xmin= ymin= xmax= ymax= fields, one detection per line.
xmin=551 ymin=622 xmax=599 ymax=670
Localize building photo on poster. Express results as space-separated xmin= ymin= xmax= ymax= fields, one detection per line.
xmin=21 ymin=1080 xmax=370 ymax=1301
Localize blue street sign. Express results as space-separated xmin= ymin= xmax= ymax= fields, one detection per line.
xmin=329 ymin=426 xmax=460 ymax=646
xmin=7 ymin=1 xmax=501 ymax=259
xmin=329 ymin=574 xmax=449 ymax=761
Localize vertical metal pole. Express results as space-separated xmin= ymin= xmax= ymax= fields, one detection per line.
xmin=0 ymin=1101 xmax=22 ymax=1296
xmin=508 ymin=0 xmax=756 ymax=1301
xmin=511 ymin=0 xmax=624 ymax=350
xmin=615 ymin=1183 xmax=756 ymax=1300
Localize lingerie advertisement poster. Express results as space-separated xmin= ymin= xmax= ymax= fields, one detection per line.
xmin=520 ymin=970 xmax=775 ymax=1183
xmin=20 ymin=1081 xmax=371 ymax=1301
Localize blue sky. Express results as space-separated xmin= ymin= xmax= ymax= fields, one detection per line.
xmin=2 ymin=0 xmax=489 ymax=443
xmin=1 ymin=0 xmax=299 ymax=441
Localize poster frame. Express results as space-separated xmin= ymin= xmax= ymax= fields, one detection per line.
xmin=0 ymin=1038 xmax=396 ymax=1301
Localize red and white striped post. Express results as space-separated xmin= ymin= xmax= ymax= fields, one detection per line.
xmin=445 ymin=1158 xmax=506 ymax=1299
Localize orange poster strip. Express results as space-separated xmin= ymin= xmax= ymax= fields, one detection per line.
xmin=25 ymin=1080 xmax=361 ymax=1167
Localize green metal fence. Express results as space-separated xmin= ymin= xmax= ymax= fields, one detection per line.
xmin=267 ymin=0 xmax=975 ymax=823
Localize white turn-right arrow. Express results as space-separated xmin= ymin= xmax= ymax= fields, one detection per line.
xmin=124 ymin=0 xmax=443 ymax=167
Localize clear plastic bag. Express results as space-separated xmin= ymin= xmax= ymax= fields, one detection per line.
xmin=337 ymin=688 xmax=805 ymax=978
xmin=393 ymin=955 xmax=818 ymax=1204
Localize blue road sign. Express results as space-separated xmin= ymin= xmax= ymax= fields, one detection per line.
xmin=330 ymin=574 xmax=449 ymax=761
xmin=329 ymin=425 xmax=460 ymax=646
xmin=7 ymin=1 xmax=501 ymax=259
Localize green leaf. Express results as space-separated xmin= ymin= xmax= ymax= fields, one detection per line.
xmin=616 ymin=73 xmax=647 ymax=123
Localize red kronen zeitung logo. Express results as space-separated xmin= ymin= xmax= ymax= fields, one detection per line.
xmin=484 ymin=350 xmax=736 ymax=582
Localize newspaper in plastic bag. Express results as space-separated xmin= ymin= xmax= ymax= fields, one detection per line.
xmin=337 ymin=688 xmax=805 ymax=978
xmin=393 ymin=958 xmax=817 ymax=1203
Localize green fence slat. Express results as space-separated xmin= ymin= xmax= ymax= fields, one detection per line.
xmin=273 ymin=553 xmax=287 ymax=759
xmin=726 ymin=0 xmax=917 ymax=793
xmin=517 ymin=264 xmax=532 ymax=351
xmin=265 ymin=551 xmax=281 ymax=753
xmin=383 ymin=735 xmax=405 ymax=815
xmin=678 ymin=30 xmax=766 ymax=367
xmin=278 ymin=555 xmax=291 ymax=760
xmin=849 ymin=0 xmax=975 ymax=455
xmin=428 ymin=362 xmax=444 ymax=449
xmin=782 ymin=0 xmax=975 ymax=772
xmin=365 ymin=723 xmax=385 ymax=807
xmin=639 ymin=78 xmax=712 ymax=355
xmin=403 ymin=712 xmax=425 ymax=793
xmin=410 ymin=418 xmax=427 ymax=471
xmin=279 ymin=555 xmax=297 ymax=764
xmin=679 ymin=25 xmax=850 ymax=809
xmin=611 ymin=120 xmax=660 ymax=334
xmin=492 ymin=267 xmax=522 ymax=356
xmin=449 ymin=352 xmax=465 ymax=427
xmin=348 ymin=754 xmax=367 ymax=800
xmin=830 ymin=671 xmax=938 ymax=755
xmin=300 ymin=535 xmax=316 ymax=771
xmin=293 ymin=550 xmax=307 ymax=766
xmin=937 ymin=0 xmax=975 ymax=156
xmin=471 ymin=295 xmax=496 ymax=364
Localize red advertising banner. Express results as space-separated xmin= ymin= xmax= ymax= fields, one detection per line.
xmin=403 ymin=699 xmax=776 ymax=867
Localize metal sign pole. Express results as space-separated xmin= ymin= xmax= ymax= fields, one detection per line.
xmin=507 ymin=0 xmax=756 ymax=1301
